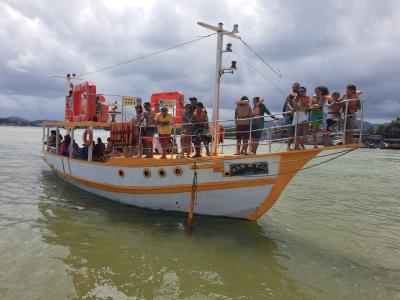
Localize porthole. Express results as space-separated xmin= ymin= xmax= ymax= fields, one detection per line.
xmin=158 ymin=168 xmax=167 ymax=178
xmin=224 ymin=171 xmax=231 ymax=177
xmin=174 ymin=166 xmax=183 ymax=176
xmin=118 ymin=169 xmax=125 ymax=177
xmin=143 ymin=168 xmax=152 ymax=178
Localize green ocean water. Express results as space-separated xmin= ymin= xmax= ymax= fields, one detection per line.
xmin=0 ymin=126 xmax=399 ymax=300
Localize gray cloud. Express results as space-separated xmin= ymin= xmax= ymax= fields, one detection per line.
xmin=0 ymin=0 xmax=399 ymax=122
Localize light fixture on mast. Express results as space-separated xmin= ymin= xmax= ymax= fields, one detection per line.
xmin=197 ymin=21 xmax=241 ymax=156
xmin=223 ymin=43 xmax=232 ymax=52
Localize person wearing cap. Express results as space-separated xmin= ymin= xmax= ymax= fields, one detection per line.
xmin=234 ymin=96 xmax=252 ymax=155
xmin=250 ymin=97 xmax=277 ymax=154
xmin=155 ymin=107 xmax=173 ymax=159
xmin=192 ymin=102 xmax=210 ymax=157
xmin=292 ymin=87 xmax=311 ymax=150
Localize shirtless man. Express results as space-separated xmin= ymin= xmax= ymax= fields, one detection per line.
xmin=326 ymin=92 xmax=341 ymax=132
xmin=143 ymin=102 xmax=157 ymax=158
xmin=341 ymin=84 xmax=361 ymax=144
xmin=283 ymin=82 xmax=300 ymax=150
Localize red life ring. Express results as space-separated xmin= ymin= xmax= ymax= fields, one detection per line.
xmin=83 ymin=128 xmax=93 ymax=146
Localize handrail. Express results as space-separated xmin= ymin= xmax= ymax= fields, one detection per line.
xmin=43 ymin=98 xmax=365 ymax=158
xmin=43 ymin=99 xmax=361 ymax=128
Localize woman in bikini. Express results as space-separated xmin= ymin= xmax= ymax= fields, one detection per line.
xmin=292 ymin=87 xmax=311 ymax=150
xmin=310 ymin=86 xmax=330 ymax=148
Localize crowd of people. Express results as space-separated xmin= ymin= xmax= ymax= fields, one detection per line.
xmin=126 ymin=98 xmax=211 ymax=159
xmin=283 ymin=83 xmax=362 ymax=150
xmin=48 ymin=130 xmax=107 ymax=161
xmin=234 ymin=96 xmax=277 ymax=155
xmin=49 ymin=84 xmax=362 ymax=160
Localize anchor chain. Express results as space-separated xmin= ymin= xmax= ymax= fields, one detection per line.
xmin=188 ymin=161 xmax=198 ymax=230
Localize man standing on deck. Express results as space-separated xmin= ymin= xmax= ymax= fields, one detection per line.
xmin=283 ymin=82 xmax=300 ymax=150
xmin=155 ymin=107 xmax=173 ymax=159
xmin=110 ymin=101 xmax=118 ymax=123
xmin=341 ymin=84 xmax=361 ymax=144
xmin=143 ymin=102 xmax=157 ymax=158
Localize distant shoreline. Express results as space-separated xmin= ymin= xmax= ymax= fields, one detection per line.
xmin=0 ymin=117 xmax=59 ymax=127
xmin=0 ymin=124 xmax=43 ymax=127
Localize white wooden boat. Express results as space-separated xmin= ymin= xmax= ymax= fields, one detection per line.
xmin=42 ymin=22 xmax=364 ymax=222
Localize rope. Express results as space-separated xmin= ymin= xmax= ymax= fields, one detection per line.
xmin=178 ymin=148 xmax=355 ymax=166
xmin=188 ymin=160 xmax=198 ymax=230
xmin=78 ymin=33 xmax=216 ymax=77
xmin=233 ymin=52 xmax=287 ymax=96
xmin=239 ymin=38 xmax=284 ymax=80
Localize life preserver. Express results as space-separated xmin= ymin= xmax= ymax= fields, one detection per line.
xmin=83 ymin=128 xmax=93 ymax=146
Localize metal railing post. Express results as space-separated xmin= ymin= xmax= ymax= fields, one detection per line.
xmin=343 ymin=100 xmax=349 ymax=144
xmin=55 ymin=127 xmax=59 ymax=154
xmin=88 ymin=126 xmax=93 ymax=162
xmin=69 ymin=128 xmax=74 ymax=157
xmin=42 ymin=124 xmax=45 ymax=144
xmin=294 ymin=111 xmax=298 ymax=149
xmin=249 ymin=117 xmax=253 ymax=153
xmin=359 ymin=100 xmax=364 ymax=144
xmin=268 ymin=128 xmax=272 ymax=153
xmin=46 ymin=126 xmax=50 ymax=149
xmin=137 ymin=124 xmax=142 ymax=158
xmin=172 ymin=124 xmax=176 ymax=159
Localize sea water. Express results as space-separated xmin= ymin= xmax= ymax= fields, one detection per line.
xmin=0 ymin=126 xmax=399 ymax=299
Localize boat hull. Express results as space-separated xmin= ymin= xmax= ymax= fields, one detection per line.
xmin=41 ymin=148 xmax=336 ymax=220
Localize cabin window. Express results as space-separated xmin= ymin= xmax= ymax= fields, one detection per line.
xmin=158 ymin=168 xmax=167 ymax=178
xmin=143 ymin=168 xmax=151 ymax=178
xmin=174 ymin=167 xmax=183 ymax=176
xmin=118 ymin=169 xmax=125 ymax=177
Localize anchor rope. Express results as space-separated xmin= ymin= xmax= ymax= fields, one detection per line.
xmin=188 ymin=160 xmax=198 ymax=229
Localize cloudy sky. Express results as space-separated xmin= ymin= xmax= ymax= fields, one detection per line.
xmin=1 ymin=0 xmax=399 ymax=123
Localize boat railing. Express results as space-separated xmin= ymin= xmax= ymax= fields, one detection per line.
xmin=42 ymin=98 xmax=364 ymax=160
